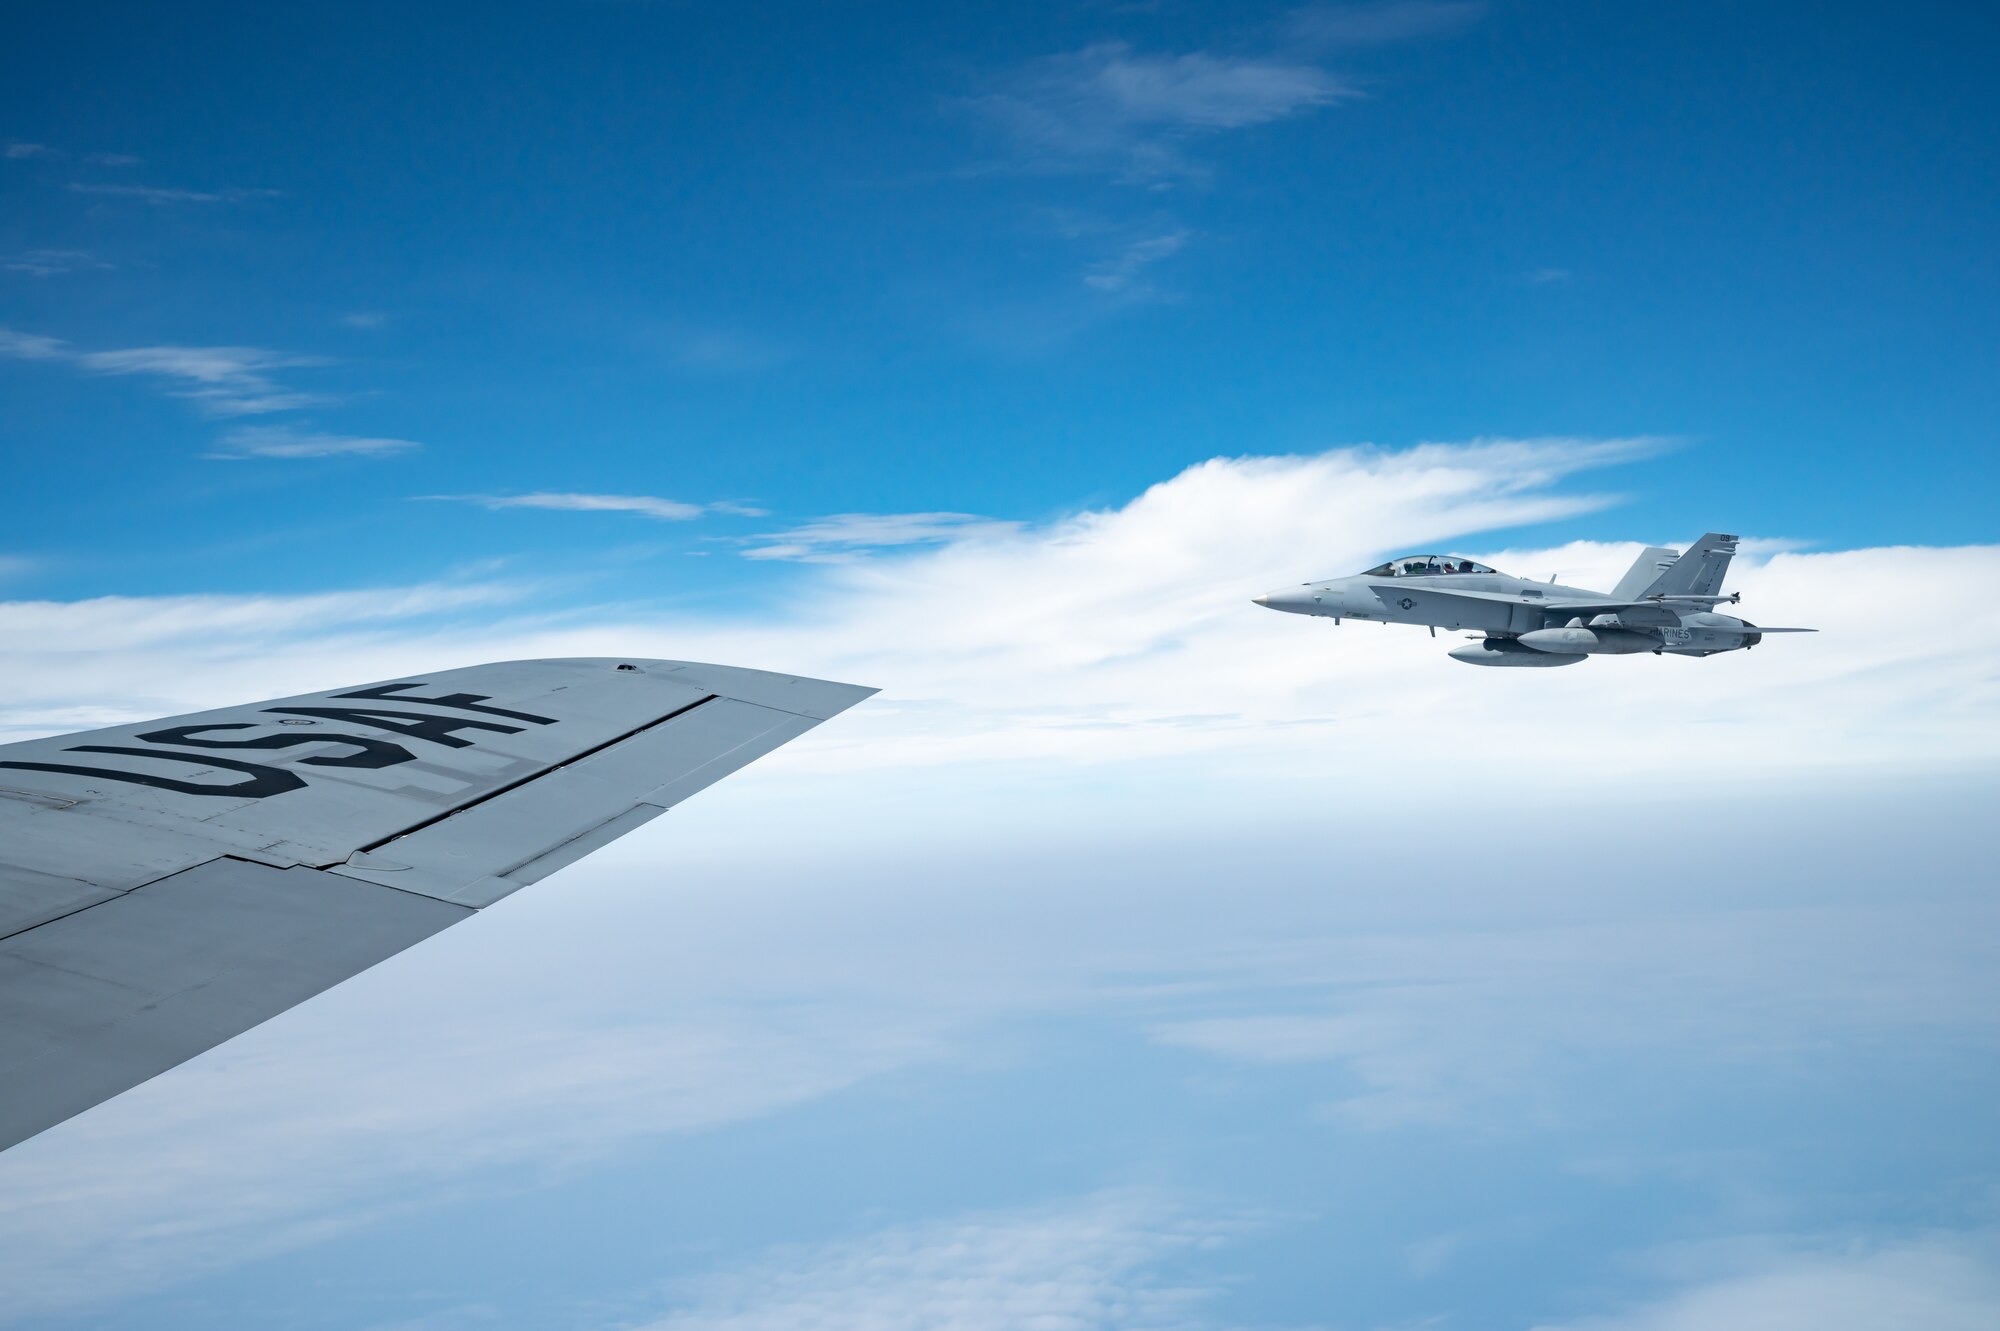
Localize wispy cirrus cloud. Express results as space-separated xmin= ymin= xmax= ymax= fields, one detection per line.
xmin=2 ymin=248 xmax=112 ymax=277
xmin=64 ymin=181 xmax=279 ymax=205
xmin=742 ymin=511 xmax=1025 ymax=563
xmin=436 ymin=492 xmax=768 ymax=522
xmin=967 ymin=41 xmax=1351 ymax=185
xmin=0 ymin=581 xmax=528 ymax=655
xmin=73 ymin=343 xmax=329 ymax=414
xmin=3 ymin=143 xmax=140 ymax=166
xmin=0 ymin=328 xmax=67 ymax=359
xmin=208 ymin=425 xmax=420 ymax=459
xmin=962 ymin=8 xmax=1480 ymax=309
xmin=0 ymin=326 xmax=333 ymax=417
xmin=1084 ymin=228 xmax=1192 ymax=295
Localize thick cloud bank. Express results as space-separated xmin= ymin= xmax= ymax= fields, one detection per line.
xmin=3 ymin=440 xmax=1993 ymax=790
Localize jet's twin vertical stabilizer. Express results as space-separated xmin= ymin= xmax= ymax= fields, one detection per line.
xmin=1637 ymin=532 xmax=1738 ymax=599
xmin=1611 ymin=546 xmax=1681 ymax=600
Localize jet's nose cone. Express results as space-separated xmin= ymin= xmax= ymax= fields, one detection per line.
xmin=1254 ymin=586 xmax=1318 ymax=614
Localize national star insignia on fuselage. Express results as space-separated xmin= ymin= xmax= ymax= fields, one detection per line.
xmin=1253 ymin=533 xmax=1815 ymax=666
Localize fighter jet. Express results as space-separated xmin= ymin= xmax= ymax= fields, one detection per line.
xmin=1253 ymin=532 xmax=1813 ymax=666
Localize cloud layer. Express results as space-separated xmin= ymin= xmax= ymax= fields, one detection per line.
xmin=742 ymin=511 xmax=1025 ymax=561
xmin=0 ymin=439 xmax=1993 ymax=1321
xmin=1534 ymin=1234 xmax=2000 ymax=1331
xmin=635 ymin=1193 xmax=1221 ymax=1331
xmin=3 ymin=438 xmax=1993 ymax=793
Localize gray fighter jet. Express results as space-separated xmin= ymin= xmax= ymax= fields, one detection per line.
xmin=0 ymin=657 xmax=872 ymax=1153
xmin=1254 ymin=532 xmax=1813 ymax=666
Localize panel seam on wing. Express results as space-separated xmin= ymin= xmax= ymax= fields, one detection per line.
xmin=335 ymin=694 xmax=720 ymax=865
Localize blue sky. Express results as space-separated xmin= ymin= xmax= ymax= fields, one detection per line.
xmin=3 ymin=3 xmax=1999 ymax=1329
xmin=3 ymin=0 xmax=1997 ymax=608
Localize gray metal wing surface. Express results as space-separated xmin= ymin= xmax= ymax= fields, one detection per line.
xmin=0 ymin=657 xmax=873 ymax=1153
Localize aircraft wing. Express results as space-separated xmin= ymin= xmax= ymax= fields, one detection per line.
xmin=1463 ymin=595 xmax=1706 ymax=625
xmin=0 ymin=657 xmax=873 ymax=1154
xmin=1367 ymin=585 xmax=1559 ymax=630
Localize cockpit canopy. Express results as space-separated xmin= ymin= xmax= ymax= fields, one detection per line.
xmin=1360 ymin=555 xmax=1497 ymax=578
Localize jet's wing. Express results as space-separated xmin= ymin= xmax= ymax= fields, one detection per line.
xmin=1365 ymin=585 xmax=1553 ymax=631
xmin=0 ymin=657 xmax=873 ymax=1154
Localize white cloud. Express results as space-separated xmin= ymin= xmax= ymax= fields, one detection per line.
xmin=65 ymin=181 xmax=280 ymax=205
xmin=0 ymin=327 xmax=67 ymax=359
xmin=0 ymin=327 xmax=333 ymax=416
xmin=207 ymin=424 xmax=419 ymax=458
xmin=4 ymin=145 xmax=141 ymax=167
xmin=76 ymin=342 xmax=329 ymax=414
xmin=0 ymin=580 xmax=530 ymax=734
xmin=208 ymin=424 xmax=420 ymax=458
xmin=1532 ymin=1233 xmax=2000 ymax=1331
xmin=1084 ymin=228 xmax=1193 ymax=295
xmin=2 ymin=248 xmax=111 ymax=277
xmin=444 ymin=492 xmax=711 ymax=521
xmin=6 ymin=436 xmax=1994 ymax=788
xmin=631 ymin=1193 xmax=1226 ymax=1331
xmin=742 ymin=511 xmax=1026 ymax=562
xmin=969 ymin=42 xmax=1352 ymax=184
xmin=966 ymin=16 xmax=1479 ymax=303
xmin=0 ymin=581 xmax=522 ymax=653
